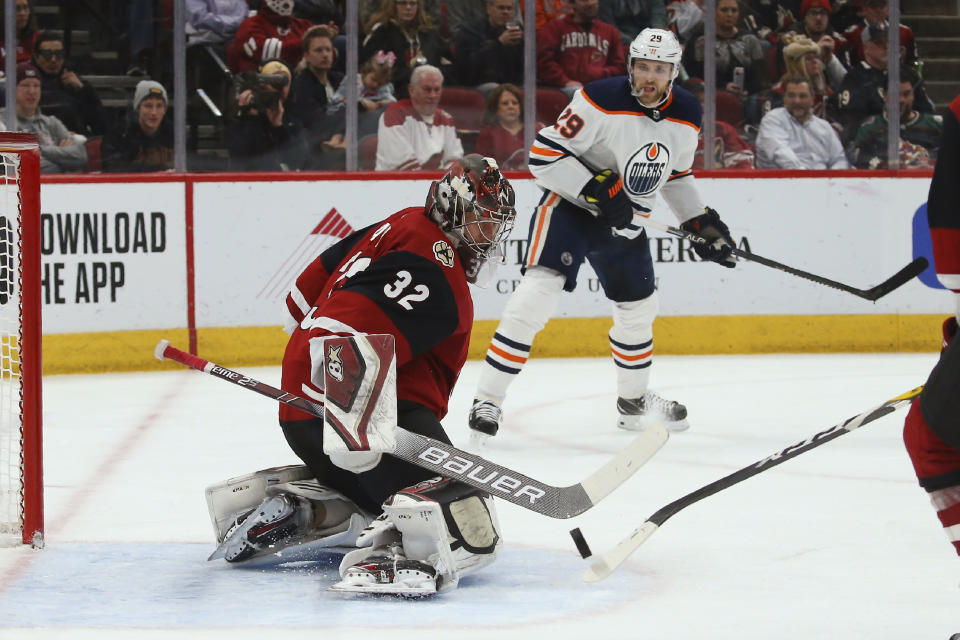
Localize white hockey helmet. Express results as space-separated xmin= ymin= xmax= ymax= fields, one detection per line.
xmin=628 ymin=28 xmax=683 ymax=103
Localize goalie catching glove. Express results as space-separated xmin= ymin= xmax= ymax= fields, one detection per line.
xmin=581 ymin=169 xmax=634 ymax=229
xmin=680 ymin=207 xmax=736 ymax=268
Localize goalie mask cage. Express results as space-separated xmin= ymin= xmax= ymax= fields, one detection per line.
xmin=0 ymin=133 xmax=42 ymax=548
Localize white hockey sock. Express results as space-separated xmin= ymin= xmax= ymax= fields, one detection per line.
xmin=476 ymin=267 xmax=565 ymax=404
xmin=610 ymin=293 xmax=658 ymax=399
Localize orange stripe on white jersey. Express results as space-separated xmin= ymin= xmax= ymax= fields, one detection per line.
xmin=526 ymin=192 xmax=559 ymax=267
xmin=530 ymin=144 xmax=564 ymax=158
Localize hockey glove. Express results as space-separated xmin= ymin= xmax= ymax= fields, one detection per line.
xmin=680 ymin=207 xmax=736 ymax=268
xmin=581 ymin=169 xmax=634 ymax=229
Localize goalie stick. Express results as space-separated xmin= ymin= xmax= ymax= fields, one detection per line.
xmin=580 ymin=385 xmax=923 ymax=582
xmin=636 ymin=216 xmax=927 ymax=302
xmin=155 ymin=340 xmax=668 ymax=519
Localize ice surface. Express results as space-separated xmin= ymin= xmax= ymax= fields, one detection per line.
xmin=1 ymin=353 xmax=956 ymax=639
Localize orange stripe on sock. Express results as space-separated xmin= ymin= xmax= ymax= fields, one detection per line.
xmin=610 ymin=347 xmax=653 ymax=361
xmin=489 ymin=343 xmax=528 ymax=364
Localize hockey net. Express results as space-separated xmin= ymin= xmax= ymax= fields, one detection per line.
xmin=0 ymin=133 xmax=42 ymax=548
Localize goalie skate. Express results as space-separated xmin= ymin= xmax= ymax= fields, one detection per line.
xmin=617 ymin=393 xmax=689 ymax=432
xmin=329 ymin=543 xmax=439 ymax=597
xmin=216 ymin=494 xmax=312 ymax=563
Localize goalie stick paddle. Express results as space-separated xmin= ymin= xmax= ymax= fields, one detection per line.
xmin=636 ymin=216 xmax=927 ymax=302
xmin=580 ymin=385 xmax=924 ymax=583
xmin=154 ymin=340 xmax=668 ymax=519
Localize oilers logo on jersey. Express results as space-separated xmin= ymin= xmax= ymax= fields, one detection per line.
xmin=626 ymin=142 xmax=670 ymax=196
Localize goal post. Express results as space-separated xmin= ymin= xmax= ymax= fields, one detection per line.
xmin=0 ymin=133 xmax=43 ymax=548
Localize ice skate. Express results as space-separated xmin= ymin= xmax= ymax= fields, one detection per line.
xmin=217 ymin=493 xmax=312 ymax=563
xmin=330 ymin=543 xmax=440 ymax=597
xmin=617 ymin=392 xmax=689 ymax=432
xmin=468 ymin=399 xmax=502 ymax=445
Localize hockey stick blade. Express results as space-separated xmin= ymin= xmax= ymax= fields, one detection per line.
xmin=155 ymin=340 xmax=668 ymax=519
xmin=635 ymin=217 xmax=926 ymax=301
xmin=582 ymin=385 xmax=923 ymax=583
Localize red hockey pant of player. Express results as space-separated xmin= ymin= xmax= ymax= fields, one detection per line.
xmin=903 ymin=399 xmax=960 ymax=556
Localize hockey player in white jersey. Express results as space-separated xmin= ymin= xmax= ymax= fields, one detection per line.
xmin=469 ymin=28 xmax=737 ymax=439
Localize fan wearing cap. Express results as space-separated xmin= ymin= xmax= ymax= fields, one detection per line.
xmin=101 ymin=80 xmax=173 ymax=173
xmin=839 ymin=0 xmax=917 ymax=70
xmin=228 ymin=58 xmax=308 ymax=171
xmin=832 ymin=20 xmax=935 ymax=145
xmin=851 ymin=65 xmax=942 ymax=170
xmin=0 ymin=61 xmax=86 ymax=173
xmin=777 ymin=0 xmax=848 ymax=91
xmin=226 ymin=0 xmax=313 ymax=74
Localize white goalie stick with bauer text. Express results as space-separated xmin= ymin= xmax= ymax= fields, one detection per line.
xmin=577 ymin=385 xmax=923 ymax=582
xmin=155 ymin=340 xmax=668 ymax=519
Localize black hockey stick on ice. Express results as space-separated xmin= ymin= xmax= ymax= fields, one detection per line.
xmin=155 ymin=340 xmax=668 ymax=519
xmin=637 ymin=216 xmax=927 ymax=301
xmin=579 ymin=385 xmax=923 ymax=582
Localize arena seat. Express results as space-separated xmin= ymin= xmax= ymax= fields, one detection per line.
xmin=359 ymin=134 xmax=378 ymax=171
xmin=535 ymin=88 xmax=569 ymax=125
xmin=439 ymin=87 xmax=487 ymax=132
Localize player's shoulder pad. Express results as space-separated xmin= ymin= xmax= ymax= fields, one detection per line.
xmin=581 ymin=76 xmax=643 ymax=114
xmin=662 ymin=85 xmax=702 ymax=129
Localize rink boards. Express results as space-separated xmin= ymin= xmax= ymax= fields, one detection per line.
xmin=36 ymin=171 xmax=950 ymax=372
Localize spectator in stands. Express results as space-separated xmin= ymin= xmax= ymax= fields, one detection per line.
xmin=778 ymin=0 xmax=847 ymax=90
xmin=227 ymin=0 xmax=314 ymax=73
xmin=30 ymin=32 xmax=108 ymax=137
xmin=681 ymin=0 xmax=767 ymax=96
xmin=476 ymin=83 xmax=541 ymax=170
xmin=453 ymin=0 xmax=524 ymax=94
xmin=755 ymin=76 xmax=848 ymax=169
xmin=851 ymin=68 xmax=943 ymax=170
xmin=375 ymin=64 xmax=463 ymax=170
xmin=599 ymin=0 xmax=668 ymax=46
xmin=747 ymin=34 xmax=833 ymax=127
xmin=361 ymin=0 xmax=452 ymax=99
xmin=666 ymin=0 xmax=703 ymax=44
xmin=329 ymin=49 xmax=397 ymax=136
xmin=101 ymin=80 xmax=174 ymax=173
xmin=0 ymin=0 xmax=37 ymax=69
xmin=832 ymin=21 xmax=934 ymax=145
xmin=186 ymin=0 xmax=249 ymax=45
xmin=1 ymin=63 xmax=86 ymax=173
xmin=288 ymin=26 xmax=347 ymax=167
xmin=840 ymin=0 xmax=917 ymax=69
xmin=686 ymin=78 xmax=754 ymax=169
xmin=536 ymin=0 xmax=626 ymax=97
xmin=228 ymin=59 xmax=309 ymax=171
xmin=360 ymin=0 xmax=439 ymax=33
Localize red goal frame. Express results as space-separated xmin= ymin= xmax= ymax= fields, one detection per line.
xmin=0 ymin=132 xmax=43 ymax=546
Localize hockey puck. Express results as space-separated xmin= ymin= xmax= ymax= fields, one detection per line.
xmin=569 ymin=527 xmax=592 ymax=559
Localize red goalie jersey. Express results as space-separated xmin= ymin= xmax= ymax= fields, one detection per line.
xmin=281 ymin=207 xmax=473 ymax=423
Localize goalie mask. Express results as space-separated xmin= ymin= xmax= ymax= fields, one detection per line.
xmin=628 ymin=28 xmax=682 ymax=107
xmin=263 ymin=0 xmax=295 ymax=16
xmin=425 ymin=155 xmax=517 ymax=285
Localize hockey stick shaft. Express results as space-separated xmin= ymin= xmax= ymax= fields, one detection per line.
xmin=636 ymin=216 xmax=927 ymax=301
xmin=155 ymin=340 xmax=667 ymax=519
xmin=583 ymin=385 xmax=923 ymax=582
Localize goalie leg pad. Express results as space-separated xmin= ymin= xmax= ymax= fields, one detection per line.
xmin=210 ymin=479 xmax=371 ymax=564
xmin=204 ymin=465 xmax=313 ymax=543
xmin=332 ymin=478 xmax=502 ymax=595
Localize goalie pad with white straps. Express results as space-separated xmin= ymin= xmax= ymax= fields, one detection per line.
xmin=330 ymin=477 xmax=502 ymax=596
